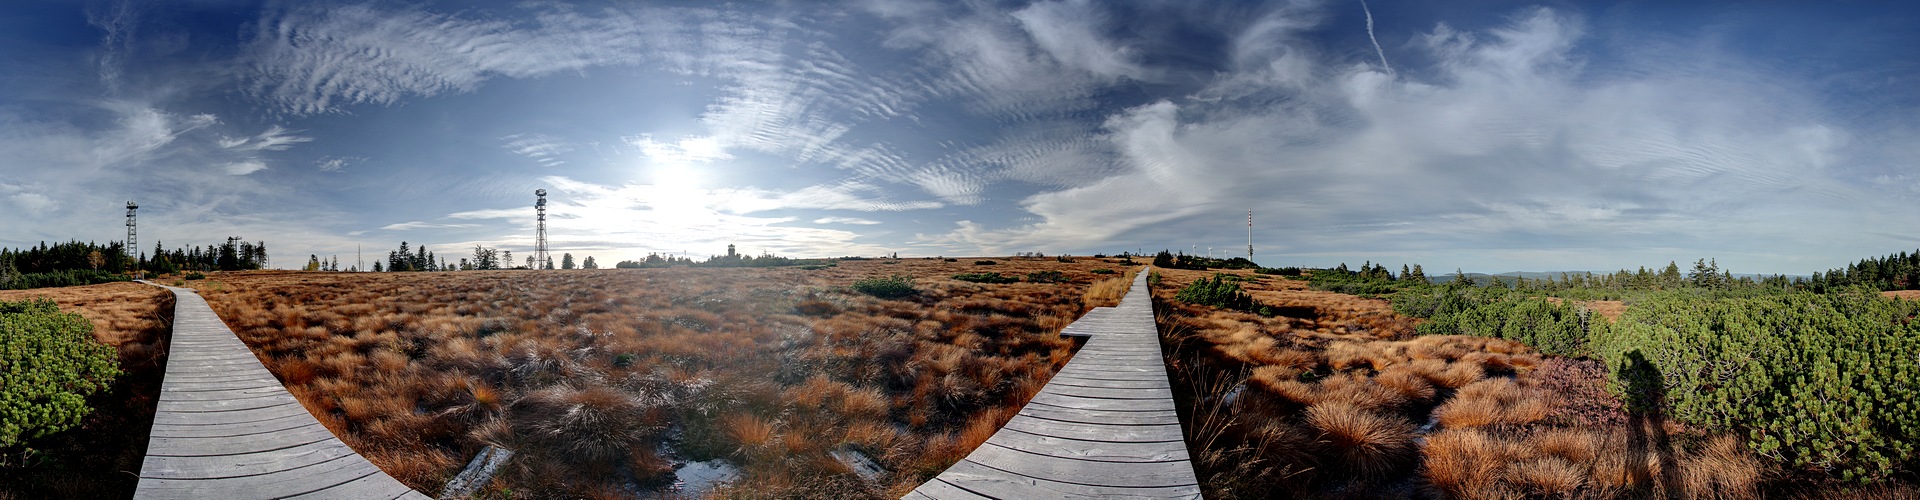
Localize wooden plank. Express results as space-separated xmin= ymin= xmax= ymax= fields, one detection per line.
xmin=136 ymin=457 xmax=379 ymax=498
xmin=157 ymin=386 xmax=290 ymax=402
xmin=988 ymin=431 xmax=1191 ymax=463
xmin=145 ymin=424 xmax=340 ymax=457
xmin=962 ymin=443 xmax=1195 ymax=488
xmin=157 ymin=394 xmax=300 ymax=413
xmin=1038 ymin=383 xmax=1173 ymax=401
xmin=1043 ymin=375 xmax=1169 ymax=390
xmin=906 ymin=478 xmax=994 ymax=500
xmin=150 ymin=418 xmax=322 ymax=439
xmin=1001 ymin=415 xmax=1184 ymax=443
xmin=1018 ymin=403 xmax=1180 ymax=426
xmin=935 ymin=460 xmax=1201 ymax=499
xmin=139 ymin=439 xmax=356 ymax=479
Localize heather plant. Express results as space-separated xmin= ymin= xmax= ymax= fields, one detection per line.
xmin=0 ymin=298 xmax=121 ymax=448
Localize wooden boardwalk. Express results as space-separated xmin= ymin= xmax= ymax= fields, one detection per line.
xmin=908 ymin=269 xmax=1200 ymax=499
xmin=135 ymin=282 xmax=429 ymax=500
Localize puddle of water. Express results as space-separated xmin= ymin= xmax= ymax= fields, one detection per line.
xmin=670 ymin=459 xmax=739 ymax=496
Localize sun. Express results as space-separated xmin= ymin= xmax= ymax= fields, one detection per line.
xmin=649 ymin=163 xmax=710 ymax=213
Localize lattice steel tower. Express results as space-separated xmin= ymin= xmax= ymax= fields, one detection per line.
xmin=534 ymin=189 xmax=548 ymax=270
xmin=125 ymin=201 xmax=138 ymax=261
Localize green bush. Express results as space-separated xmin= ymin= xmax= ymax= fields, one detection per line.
xmin=953 ymin=272 xmax=1019 ymax=284
xmin=1390 ymin=284 xmax=1590 ymax=357
xmin=183 ymin=272 xmax=206 ymax=280
xmin=1255 ymin=266 xmax=1302 ymax=276
xmin=974 ymin=260 xmax=996 ymax=266
xmin=1591 ymin=291 xmax=1920 ymax=483
xmin=1176 ymin=273 xmax=1257 ymax=312
xmin=851 ymin=275 xmax=915 ymax=299
xmin=1 ymin=298 xmax=121 ymax=448
xmin=1091 ymin=268 xmax=1116 ymax=275
xmin=1025 ymin=270 xmax=1067 ymax=283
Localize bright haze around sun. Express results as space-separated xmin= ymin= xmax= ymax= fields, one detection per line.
xmin=2 ymin=0 xmax=1917 ymax=274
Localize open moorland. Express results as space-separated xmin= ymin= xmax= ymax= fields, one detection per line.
xmin=173 ymin=258 xmax=1136 ymax=497
xmin=1152 ymin=264 xmax=1920 ymax=499
xmin=0 ymin=282 xmax=173 ymax=499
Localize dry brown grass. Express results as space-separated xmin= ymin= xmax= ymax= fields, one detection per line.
xmin=1304 ymin=402 xmax=1416 ymax=479
xmin=0 ymin=282 xmax=174 ymax=499
xmin=176 ymin=257 xmax=1111 ymax=497
xmin=1884 ymin=290 xmax=1920 ymax=301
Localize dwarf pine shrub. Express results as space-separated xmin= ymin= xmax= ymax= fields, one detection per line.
xmin=1591 ymin=291 xmax=1920 ymax=483
xmin=1176 ymin=274 xmax=1256 ymax=312
xmin=851 ymin=275 xmax=915 ymax=299
xmin=1 ymin=298 xmax=121 ymax=448
xmin=953 ymin=272 xmax=1018 ymax=284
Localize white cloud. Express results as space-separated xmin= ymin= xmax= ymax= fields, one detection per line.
xmin=1011 ymin=0 xmax=1153 ymax=81
xmin=814 ymin=216 xmax=881 ymax=225
xmin=222 ymin=160 xmax=267 ymax=175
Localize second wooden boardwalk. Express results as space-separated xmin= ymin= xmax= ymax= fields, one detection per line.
xmin=908 ymin=268 xmax=1200 ymax=499
xmin=135 ymin=282 xmax=429 ymax=500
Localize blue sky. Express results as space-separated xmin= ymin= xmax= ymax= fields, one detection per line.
xmin=2 ymin=0 xmax=1917 ymax=274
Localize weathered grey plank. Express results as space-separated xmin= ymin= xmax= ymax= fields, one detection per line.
xmin=1001 ymin=415 xmax=1185 ymax=443
xmin=1017 ymin=403 xmax=1180 ymax=426
xmin=135 ymin=282 xmax=429 ymax=500
xmin=150 ymin=418 xmax=322 ymax=439
xmin=1037 ymin=383 xmax=1173 ymax=401
xmin=934 ymin=460 xmax=1202 ymax=499
xmin=989 ymin=432 xmax=1191 ymax=462
xmin=1043 ymin=375 xmax=1170 ymax=390
xmin=963 ymin=444 xmax=1195 ymax=487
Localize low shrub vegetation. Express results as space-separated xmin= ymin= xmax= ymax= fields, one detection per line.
xmin=951 ymin=272 xmax=1018 ymax=284
xmin=0 ymin=299 xmax=120 ymax=448
xmin=851 ymin=274 xmax=916 ymax=298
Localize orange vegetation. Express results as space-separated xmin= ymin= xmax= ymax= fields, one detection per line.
xmin=1885 ymin=290 xmax=1920 ymax=301
xmin=178 ymin=257 xmax=1125 ymax=497
xmin=1152 ymin=267 xmax=1763 ymax=499
xmin=0 ymin=282 xmax=174 ymax=499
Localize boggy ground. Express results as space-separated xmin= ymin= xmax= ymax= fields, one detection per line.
xmin=1150 ymin=268 xmax=1767 ymax=499
xmin=0 ymin=282 xmax=174 ymax=499
xmin=178 ymin=257 xmax=1137 ymax=497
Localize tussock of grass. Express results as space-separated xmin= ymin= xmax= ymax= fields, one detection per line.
xmin=1305 ymin=402 xmax=1416 ymax=479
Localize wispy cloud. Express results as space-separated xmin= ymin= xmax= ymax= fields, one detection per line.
xmin=381 ymin=221 xmax=480 ymax=231
xmin=218 ymin=125 xmax=311 ymax=152
xmin=814 ymin=216 xmax=881 ymax=225
xmin=501 ymin=133 xmax=572 ymax=167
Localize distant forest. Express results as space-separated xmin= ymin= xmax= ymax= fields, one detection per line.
xmin=0 ymin=240 xmax=268 ymax=289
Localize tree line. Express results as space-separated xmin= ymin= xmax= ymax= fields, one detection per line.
xmin=0 ymin=240 xmax=267 ymax=290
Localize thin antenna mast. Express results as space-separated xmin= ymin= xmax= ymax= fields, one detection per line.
xmin=534 ymin=189 xmax=549 ymax=270
xmin=1248 ymin=209 xmax=1253 ymax=260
